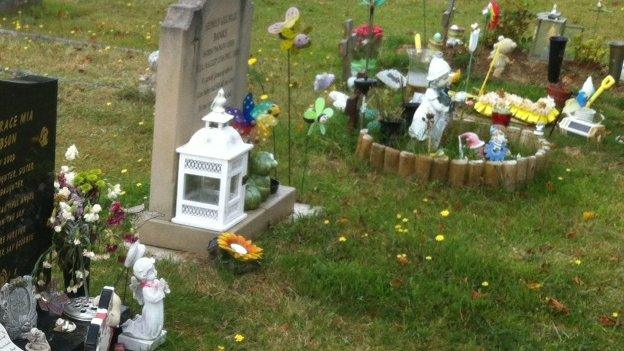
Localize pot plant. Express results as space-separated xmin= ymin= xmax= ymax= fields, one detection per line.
xmin=371 ymin=88 xmax=405 ymax=145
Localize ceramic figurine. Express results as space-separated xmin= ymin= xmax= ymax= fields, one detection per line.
xmin=490 ymin=36 xmax=517 ymax=78
xmin=119 ymin=257 xmax=169 ymax=349
xmin=458 ymin=132 xmax=485 ymax=159
xmin=408 ymin=56 xmax=455 ymax=150
xmin=23 ymin=328 xmax=50 ymax=351
xmin=484 ymin=126 xmax=510 ymax=161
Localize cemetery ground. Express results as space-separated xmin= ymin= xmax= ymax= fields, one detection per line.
xmin=2 ymin=0 xmax=624 ymax=349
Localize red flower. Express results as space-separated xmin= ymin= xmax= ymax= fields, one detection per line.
xmin=123 ymin=233 xmax=138 ymax=244
xmin=107 ymin=202 xmax=127 ymax=227
xmin=106 ymin=244 xmax=118 ymax=254
xmin=354 ymin=24 xmax=384 ymax=40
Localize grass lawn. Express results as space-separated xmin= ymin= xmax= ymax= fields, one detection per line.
xmin=2 ymin=0 xmax=624 ymax=350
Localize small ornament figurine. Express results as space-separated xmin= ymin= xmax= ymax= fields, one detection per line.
xmin=118 ymin=257 xmax=170 ymax=349
xmin=458 ymin=132 xmax=485 ymax=159
xmin=490 ymin=36 xmax=517 ymax=78
xmin=23 ymin=328 xmax=50 ymax=351
xmin=484 ymin=126 xmax=510 ymax=161
xmin=408 ymin=56 xmax=455 ymax=150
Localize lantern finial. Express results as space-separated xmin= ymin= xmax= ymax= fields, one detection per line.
xmin=211 ymin=89 xmax=227 ymax=113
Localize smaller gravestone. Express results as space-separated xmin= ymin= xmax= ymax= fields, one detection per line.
xmin=0 ymin=275 xmax=37 ymax=340
xmin=0 ymin=0 xmax=40 ymax=14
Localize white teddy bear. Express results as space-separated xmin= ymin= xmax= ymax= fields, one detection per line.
xmin=489 ymin=36 xmax=517 ymax=78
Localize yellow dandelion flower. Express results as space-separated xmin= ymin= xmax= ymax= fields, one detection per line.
xmin=136 ymin=183 xmax=142 ymax=187
xmin=583 ymin=211 xmax=596 ymax=222
xmin=260 ymin=94 xmax=269 ymax=100
xmin=106 ymin=102 xmax=112 ymax=106
xmin=422 ymin=198 xmax=429 ymax=202
xmin=481 ymin=281 xmax=489 ymax=287
xmin=234 ymin=334 xmax=245 ymax=343
xmin=440 ymin=209 xmax=450 ymax=217
xmin=435 ymin=234 xmax=445 ymax=242
xmin=323 ymin=219 xmax=330 ymax=225
xmin=613 ymin=312 xmax=619 ymax=318
xmin=248 ymin=57 xmax=258 ymax=66
xmin=338 ymin=236 xmax=347 ymax=242
xmin=566 ymin=168 xmax=571 ymax=172
xmin=396 ymin=213 xmax=402 ymax=219
xmin=402 ymin=218 xmax=408 ymax=223
xmin=121 ymin=169 xmax=128 ymax=174
xmin=574 ymin=259 xmax=582 ymax=265
xmin=425 ymin=256 xmax=432 ymax=260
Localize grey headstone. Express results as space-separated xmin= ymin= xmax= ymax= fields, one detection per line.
xmin=0 ymin=0 xmax=40 ymax=14
xmin=149 ymin=0 xmax=253 ymax=220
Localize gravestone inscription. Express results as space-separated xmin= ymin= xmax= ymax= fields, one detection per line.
xmin=0 ymin=76 xmax=57 ymax=284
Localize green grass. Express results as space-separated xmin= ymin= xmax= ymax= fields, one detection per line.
xmin=1 ymin=0 xmax=624 ymax=350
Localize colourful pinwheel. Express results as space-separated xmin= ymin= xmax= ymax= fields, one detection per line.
xmin=268 ymin=7 xmax=312 ymax=52
xmin=483 ymin=1 xmax=501 ymax=30
xmin=303 ymin=97 xmax=334 ymax=136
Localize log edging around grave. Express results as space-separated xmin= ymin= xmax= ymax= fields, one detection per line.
xmin=355 ymin=126 xmax=552 ymax=191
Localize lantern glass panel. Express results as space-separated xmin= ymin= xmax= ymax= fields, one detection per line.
xmin=184 ymin=174 xmax=220 ymax=205
xmin=229 ymin=174 xmax=240 ymax=200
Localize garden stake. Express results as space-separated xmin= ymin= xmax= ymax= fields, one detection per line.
xmin=365 ymin=1 xmax=376 ymax=75
xmin=479 ymin=45 xmax=500 ymax=96
xmin=287 ymin=50 xmax=292 ymax=185
xmin=421 ymin=0 xmax=427 ymax=44
xmin=300 ymin=135 xmax=310 ymax=197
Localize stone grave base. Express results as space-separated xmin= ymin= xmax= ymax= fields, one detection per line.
xmin=140 ymin=186 xmax=296 ymax=254
xmin=117 ymin=330 xmax=166 ymax=351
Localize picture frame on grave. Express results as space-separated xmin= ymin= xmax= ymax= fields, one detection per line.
xmin=0 ymin=275 xmax=38 ymax=340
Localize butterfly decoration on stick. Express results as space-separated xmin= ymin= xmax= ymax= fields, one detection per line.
xmin=268 ymin=7 xmax=312 ymax=52
xmin=303 ymin=97 xmax=334 ymax=136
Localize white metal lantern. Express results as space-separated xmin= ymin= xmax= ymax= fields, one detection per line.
xmin=172 ymin=89 xmax=253 ymax=231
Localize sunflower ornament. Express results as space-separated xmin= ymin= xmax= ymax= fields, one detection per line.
xmin=217 ymin=233 xmax=263 ymax=262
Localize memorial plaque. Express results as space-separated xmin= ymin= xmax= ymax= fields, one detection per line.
xmin=195 ymin=0 xmax=250 ymax=115
xmin=0 ymin=76 xmax=57 ymax=284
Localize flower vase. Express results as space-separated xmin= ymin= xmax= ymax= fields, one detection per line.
xmin=380 ymin=119 xmax=404 ymax=146
xmin=491 ymin=112 xmax=512 ymax=127
xmin=61 ymin=258 xmax=91 ymax=298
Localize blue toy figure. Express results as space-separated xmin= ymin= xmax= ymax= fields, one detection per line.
xmin=484 ymin=126 xmax=510 ymax=161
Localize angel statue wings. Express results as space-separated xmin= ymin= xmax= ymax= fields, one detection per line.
xmin=121 ymin=257 xmax=170 ymax=340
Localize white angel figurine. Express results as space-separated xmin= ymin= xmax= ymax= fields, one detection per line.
xmin=121 ymin=257 xmax=170 ymax=340
xmin=408 ymin=56 xmax=454 ymax=150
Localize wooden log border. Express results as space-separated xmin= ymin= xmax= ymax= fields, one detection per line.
xmin=355 ymin=125 xmax=552 ymax=191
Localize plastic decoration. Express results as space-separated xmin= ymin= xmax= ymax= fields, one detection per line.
xmin=229 ymin=94 xmax=280 ymax=142
xmin=303 ymin=97 xmax=334 ymax=136
xmin=314 ymin=73 xmax=336 ymax=92
xmin=360 ymin=0 xmax=386 ymax=6
xmin=268 ymin=7 xmax=312 ymax=52
xmin=482 ymin=1 xmax=501 ymax=30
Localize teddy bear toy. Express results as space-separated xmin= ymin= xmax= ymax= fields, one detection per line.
xmin=489 ymin=36 xmax=517 ymax=78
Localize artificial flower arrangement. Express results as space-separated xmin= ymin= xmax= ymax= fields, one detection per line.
xmin=351 ymin=23 xmax=384 ymax=74
xmin=475 ymin=91 xmax=559 ymax=125
xmin=351 ymin=0 xmax=387 ymax=76
xmin=33 ymin=145 xmax=137 ymax=297
xmin=208 ymin=232 xmax=263 ymax=274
